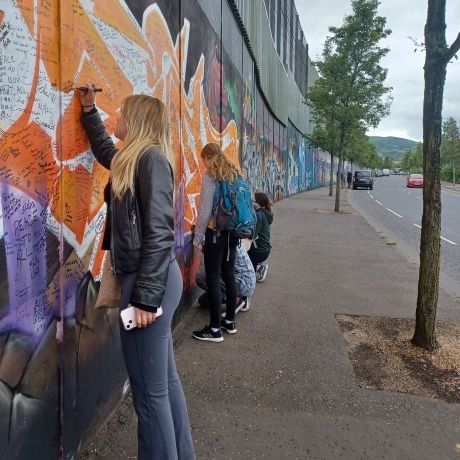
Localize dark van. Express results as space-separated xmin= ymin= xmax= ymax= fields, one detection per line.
xmin=353 ymin=170 xmax=374 ymax=190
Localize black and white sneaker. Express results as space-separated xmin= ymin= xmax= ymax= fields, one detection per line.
xmin=221 ymin=320 xmax=237 ymax=334
xmin=192 ymin=325 xmax=224 ymax=342
xmin=256 ymin=264 xmax=268 ymax=283
xmin=240 ymin=296 xmax=251 ymax=312
xmin=235 ymin=297 xmax=247 ymax=314
xmin=221 ymin=298 xmax=246 ymax=318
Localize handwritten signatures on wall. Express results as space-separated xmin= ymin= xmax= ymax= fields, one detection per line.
xmin=0 ymin=0 xmax=238 ymax=339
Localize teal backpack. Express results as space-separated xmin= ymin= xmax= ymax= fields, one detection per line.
xmin=213 ymin=176 xmax=256 ymax=239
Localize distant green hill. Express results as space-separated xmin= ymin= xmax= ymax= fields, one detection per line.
xmin=369 ymin=136 xmax=418 ymax=160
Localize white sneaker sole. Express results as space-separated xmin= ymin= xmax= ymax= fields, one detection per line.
xmin=235 ymin=303 xmax=245 ymax=314
xmin=222 ymin=327 xmax=237 ymax=334
xmin=257 ymin=268 xmax=268 ymax=283
xmin=192 ymin=334 xmax=224 ymax=342
xmin=222 ymin=302 xmax=245 ymax=317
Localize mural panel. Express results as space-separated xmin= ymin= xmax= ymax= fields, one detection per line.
xmin=0 ymin=0 xmax=331 ymax=457
xmin=240 ymin=44 xmax=255 ymax=170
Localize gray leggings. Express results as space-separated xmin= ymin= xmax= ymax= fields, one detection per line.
xmin=118 ymin=260 xmax=195 ymax=460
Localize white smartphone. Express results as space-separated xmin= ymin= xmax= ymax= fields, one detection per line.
xmin=120 ymin=306 xmax=163 ymax=331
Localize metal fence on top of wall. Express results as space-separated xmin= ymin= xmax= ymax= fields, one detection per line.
xmin=0 ymin=1 xmax=332 ymax=458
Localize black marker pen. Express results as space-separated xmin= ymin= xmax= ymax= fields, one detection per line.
xmin=77 ymin=87 xmax=103 ymax=92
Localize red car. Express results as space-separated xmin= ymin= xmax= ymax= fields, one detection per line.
xmin=407 ymin=173 xmax=424 ymax=188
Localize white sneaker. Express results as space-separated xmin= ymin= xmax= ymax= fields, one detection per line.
xmin=257 ymin=264 xmax=268 ymax=283
xmin=235 ymin=298 xmax=247 ymax=313
xmin=222 ymin=297 xmax=246 ymax=317
xmin=240 ymin=296 xmax=251 ymax=312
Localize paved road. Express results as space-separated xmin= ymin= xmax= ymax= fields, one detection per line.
xmin=348 ymin=175 xmax=460 ymax=297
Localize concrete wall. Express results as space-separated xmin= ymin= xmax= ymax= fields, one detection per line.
xmin=0 ymin=1 xmax=331 ymax=457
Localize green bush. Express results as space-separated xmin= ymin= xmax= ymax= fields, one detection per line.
xmin=441 ymin=163 xmax=457 ymax=182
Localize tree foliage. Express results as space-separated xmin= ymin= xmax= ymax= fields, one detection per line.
xmin=441 ymin=117 xmax=460 ymax=161
xmin=307 ymin=0 xmax=392 ymax=211
xmin=308 ymin=122 xmax=341 ymax=195
xmin=381 ymin=156 xmax=394 ymax=169
xmin=439 ymin=117 xmax=460 ymax=182
xmin=345 ymin=128 xmax=381 ymax=169
xmin=400 ymin=143 xmax=423 ymax=173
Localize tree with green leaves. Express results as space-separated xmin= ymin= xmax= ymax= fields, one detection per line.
xmin=382 ymin=156 xmax=394 ymax=170
xmin=412 ymin=1 xmax=460 ymax=351
xmin=400 ymin=143 xmax=423 ymax=173
xmin=307 ymin=122 xmax=340 ymax=196
xmin=441 ymin=117 xmax=460 ymax=184
xmin=345 ymin=128 xmax=381 ymax=169
xmin=307 ymin=0 xmax=392 ymax=211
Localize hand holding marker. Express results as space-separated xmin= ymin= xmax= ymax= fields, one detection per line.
xmin=77 ymin=84 xmax=102 ymax=110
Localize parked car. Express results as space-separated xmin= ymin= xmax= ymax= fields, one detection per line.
xmin=406 ymin=173 xmax=424 ymax=188
xmin=374 ymin=169 xmax=383 ymax=177
xmin=382 ymin=168 xmax=390 ymax=176
xmin=353 ymin=169 xmax=374 ymax=190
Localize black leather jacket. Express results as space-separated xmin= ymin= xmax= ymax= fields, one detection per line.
xmin=81 ymin=109 xmax=175 ymax=313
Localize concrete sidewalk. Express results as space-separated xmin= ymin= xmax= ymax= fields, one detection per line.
xmin=80 ymin=188 xmax=460 ymax=460
xmin=442 ymin=181 xmax=459 ymax=192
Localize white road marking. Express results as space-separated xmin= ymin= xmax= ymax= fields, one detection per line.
xmin=441 ymin=236 xmax=457 ymax=246
xmin=416 ymin=196 xmax=421 ymax=200
xmin=369 ymin=194 xmax=374 ymax=199
xmin=375 ymin=200 xmax=383 ymax=206
xmin=386 ymin=208 xmax=403 ymax=218
xmin=413 ymin=224 xmax=457 ymax=245
xmin=407 ymin=192 xmax=412 ymax=195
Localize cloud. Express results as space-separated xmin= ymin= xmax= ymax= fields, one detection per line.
xmin=297 ymin=0 xmax=460 ymax=141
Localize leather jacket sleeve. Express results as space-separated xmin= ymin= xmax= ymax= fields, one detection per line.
xmin=129 ymin=149 xmax=175 ymax=311
xmin=80 ymin=108 xmax=117 ymax=170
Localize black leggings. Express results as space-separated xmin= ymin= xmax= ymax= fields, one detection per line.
xmin=203 ymin=228 xmax=237 ymax=327
xmin=247 ymin=249 xmax=270 ymax=272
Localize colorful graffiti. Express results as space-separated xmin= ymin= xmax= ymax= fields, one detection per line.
xmin=0 ymin=0 xmax=331 ymax=457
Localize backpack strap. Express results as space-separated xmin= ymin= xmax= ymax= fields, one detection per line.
xmin=211 ymin=181 xmax=222 ymax=243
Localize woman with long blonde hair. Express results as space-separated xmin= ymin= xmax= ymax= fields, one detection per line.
xmin=79 ymin=86 xmax=195 ymax=459
xmin=192 ymin=143 xmax=240 ymax=342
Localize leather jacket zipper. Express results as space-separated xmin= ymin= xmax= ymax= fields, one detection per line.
xmin=131 ymin=209 xmax=140 ymax=247
xmin=110 ymin=189 xmax=118 ymax=274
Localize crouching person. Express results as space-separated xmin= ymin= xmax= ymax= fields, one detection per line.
xmin=195 ymin=242 xmax=256 ymax=312
xmin=248 ymin=192 xmax=273 ymax=283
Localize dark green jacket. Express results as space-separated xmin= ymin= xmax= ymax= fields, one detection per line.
xmin=251 ymin=208 xmax=273 ymax=254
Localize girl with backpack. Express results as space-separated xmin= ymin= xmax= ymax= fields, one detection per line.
xmin=248 ymin=192 xmax=273 ymax=282
xmin=192 ymin=143 xmax=240 ymax=342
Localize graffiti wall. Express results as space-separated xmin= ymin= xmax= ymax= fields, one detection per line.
xmin=0 ymin=0 xmax=331 ymax=458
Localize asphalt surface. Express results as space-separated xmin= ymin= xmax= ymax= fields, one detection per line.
xmin=80 ymin=187 xmax=460 ymax=460
xmin=349 ymin=175 xmax=460 ymax=297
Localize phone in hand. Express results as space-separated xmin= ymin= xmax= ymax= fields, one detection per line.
xmin=120 ymin=306 xmax=163 ymax=331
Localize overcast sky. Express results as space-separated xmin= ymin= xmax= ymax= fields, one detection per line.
xmin=297 ymin=0 xmax=460 ymax=141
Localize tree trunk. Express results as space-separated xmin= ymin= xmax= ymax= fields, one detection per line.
xmin=334 ymin=157 xmax=342 ymax=211
xmin=412 ymin=0 xmax=448 ymax=351
xmin=329 ymin=153 xmax=334 ymax=196
xmin=334 ymin=126 xmax=346 ymax=212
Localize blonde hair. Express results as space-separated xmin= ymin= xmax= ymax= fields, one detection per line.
xmin=111 ymin=95 xmax=173 ymax=199
xmin=201 ymin=143 xmax=239 ymax=182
